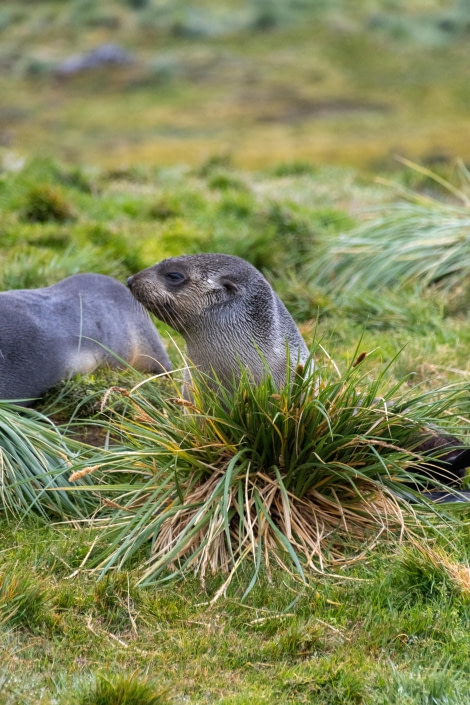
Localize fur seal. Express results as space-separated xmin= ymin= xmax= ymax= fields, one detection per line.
xmin=127 ymin=253 xmax=309 ymax=390
xmin=128 ymin=253 xmax=470 ymax=491
xmin=0 ymin=273 xmax=171 ymax=404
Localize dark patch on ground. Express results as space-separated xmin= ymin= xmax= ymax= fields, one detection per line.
xmin=242 ymin=89 xmax=391 ymax=124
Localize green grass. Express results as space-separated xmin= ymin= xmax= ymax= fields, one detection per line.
xmin=1 ymin=519 xmax=470 ymax=703
xmin=1 ymin=84 xmax=470 ymax=702
xmin=76 ymin=675 xmax=168 ymax=705
xmin=0 ymin=402 xmax=97 ymax=520
xmin=59 ymin=346 xmax=470 ymax=598
xmin=308 ymin=163 xmax=470 ymax=299
xmin=1 ymin=0 xmax=470 ymax=169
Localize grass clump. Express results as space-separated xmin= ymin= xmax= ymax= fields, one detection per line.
xmin=269 ymin=160 xmax=318 ymax=177
xmin=309 ymin=162 xmax=470 ymax=299
xmin=20 ymin=183 xmax=75 ymax=223
xmin=0 ymin=566 xmax=48 ymax=631
xmin=0 ymin=403 xmax=97 ymax=520
xmin=207 ymin=170 xmax=249 ymax=192
xmin=374 ymin=663 xmax=469 ymax=705
xmin=68 ymin=347 xmax=468 ymax=597
xmin=77 ymin=674 xmax=168 ymax=705
xmin=391 ymin=542 xmax=470 ymax=604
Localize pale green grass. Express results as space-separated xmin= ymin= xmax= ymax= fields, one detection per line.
xmin=308 ymin=162 xmax=470 ymax=297
xmin=1 ymin=0 xmax=469 ymax=169
xmin=0 ymin=403 xmax=97 ymax=520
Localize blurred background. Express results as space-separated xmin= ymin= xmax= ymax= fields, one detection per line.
xmin=1 ymin=0 xmax=469 ymax=172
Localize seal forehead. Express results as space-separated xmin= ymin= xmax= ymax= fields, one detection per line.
xmin=157 ymin=253 xmax=259 ymax=283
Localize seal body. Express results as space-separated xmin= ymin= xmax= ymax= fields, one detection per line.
xmin=0 ymin=273 xmax=171 ymax=404
xmin=127 ymin=253 xmax=309 ymax=390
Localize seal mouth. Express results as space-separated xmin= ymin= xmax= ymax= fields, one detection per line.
xmin=153 ymin=298 xmax=190 ymax=335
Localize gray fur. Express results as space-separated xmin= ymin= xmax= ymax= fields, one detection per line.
xmin=0 ymin=273 xmax=171 ymax=404
xmin=128 ymin=253 xmax=309 ymax=389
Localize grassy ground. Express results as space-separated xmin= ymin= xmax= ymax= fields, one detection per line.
xmin=2 ymin=1 xmax=470 ymax=702
xmin=1 ymin=156 xmax=470 ymax=703
xmin=1 ymin=0 xmax=470 ymax=169
xmin=2 ymin=519 xmax=470 ymax=705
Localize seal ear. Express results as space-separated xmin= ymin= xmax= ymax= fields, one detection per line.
xmin=219 ymin=276 xmax=239 ymax=294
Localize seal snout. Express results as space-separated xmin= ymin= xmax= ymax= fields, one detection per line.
xmin=127 ymin=275 xmax=134 ymax=289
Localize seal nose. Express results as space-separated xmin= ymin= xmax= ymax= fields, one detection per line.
xmin=127 ymin=275 xmax=134 ymax=289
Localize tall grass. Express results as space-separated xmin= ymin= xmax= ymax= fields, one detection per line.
xmin=67 ymin=348 xmax=470 ymax=595
xmin=0 ymin=403 xmax=97 ymax=520
xmin=308 ymin=163 xmax=470 ymax=298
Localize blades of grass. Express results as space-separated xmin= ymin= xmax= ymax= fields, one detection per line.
xmin=240 ymin=495 xmax=264 ymax=601
xmin=0 ymin=404 xmax=96 ymax=519
xmin=253 ymin=489 xmax=307 ymax=584
xmin=223 ymin=452 xmax=248 ymax=566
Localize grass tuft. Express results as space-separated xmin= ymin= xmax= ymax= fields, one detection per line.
xmin=375 ymin=662 xmax=469 ymax=705
xmin=309 ymin=163 xmax=470 ymax=298
xmin=0 ymin=403 xmax=97 ymax=520
xmin=394 ymin=541 xmax=470 ymax=601
xmin=20 ymin=184 xmax=75 ymax=223
xmin=0 ymin=566 xmax=47 ymax=631
xmin=77 ymin=674 xmax=168 ymax=705
xmin=68 ymin=347 xmax=468 ymax=596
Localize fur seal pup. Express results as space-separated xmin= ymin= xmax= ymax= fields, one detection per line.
xmin=128 ymin=253 xmax=470 ymax=491
xmin=0 ymin=273 xmax=171 ymax=404
xmin=127 ymin=253 xmax=309 ymax=390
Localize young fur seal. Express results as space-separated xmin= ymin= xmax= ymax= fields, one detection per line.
xmin=128 ymin=253 xmax=470 ymax=492
xmin=0 ymin=273 xmax=171 ymax=404
xmin=127 ymin=253 xmax=309 ymax=389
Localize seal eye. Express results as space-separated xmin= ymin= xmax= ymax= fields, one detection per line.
xmin=165 ymin=271 xmax=185 ymax=285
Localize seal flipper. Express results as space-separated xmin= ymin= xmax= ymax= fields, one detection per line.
xmin=409 ymin=434 xmax=470 ymax=485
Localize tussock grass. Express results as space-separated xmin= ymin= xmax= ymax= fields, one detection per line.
xmin=77 ymin=674 xmax=168 ymax=705
xmin=0 ymin=403 xmax=96 ymax=520
xmin=309 ymin=163 xmax=470 ymax=298
xmin=67 ymin=348 xmax=469 ymax=595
